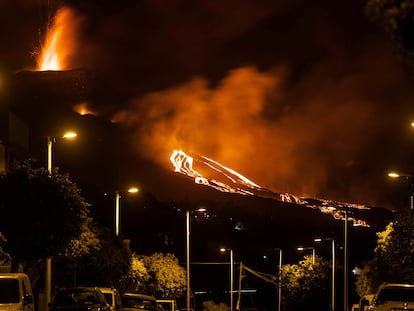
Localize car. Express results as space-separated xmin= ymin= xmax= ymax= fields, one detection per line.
xmin=369 ymin=283 xmax=414 ymax=311
xmin=121 ymin=293 xmax=157 ymax=311
xmin=97 ymin=288 xmax=123 ymax=311
xmin=0 ymin=273 xmax=35 ymax=311
xmin=49 ymin=287 xmax=111 ymax=311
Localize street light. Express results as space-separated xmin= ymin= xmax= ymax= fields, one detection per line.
xmin=315 ymin=238 xmax=335 ymax=311
xmin=45 ymin=131 xmax=77 ymax=311
xmin=263 ymin=248 xmax=282 ymax=311
xmin=115 ymin=187 xmax=139 ymax=237
xmin=47 ymin=131 xmax=77 ymax=173
xmin=220 ymin=247 xmax=234 ymax=311
xmin=185 ymin=208 xmax=206 ymax=311
xmin=297 ymin=246 xmax=315 ymax=264
xmin=388 ymin=172 xmax=414 ymax=210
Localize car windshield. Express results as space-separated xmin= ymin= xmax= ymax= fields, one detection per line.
xmin=54 ymin=290 xmax=101 ymax=305
xmin=0 ymin=279 xmax=20 ymax=303
xmin=103 ymin=293 xmax=113 ymax=305
xmin=122 ymin=297 xmax=155 ymax=310
xmin=377 ymin=287 xmax=414 ymax=303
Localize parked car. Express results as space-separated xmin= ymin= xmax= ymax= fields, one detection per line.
xmin=369 ymin=283 xmax=414 ymax=311
xmin=98 ymin=288 xmax=123 ymax=311
xmin=121 ymin=293 xmax=157 ymax=311
xmin=0 ymin=273 xmax=34 ymax=311
xmin=49 ymin=287 xmax=111 ymax=311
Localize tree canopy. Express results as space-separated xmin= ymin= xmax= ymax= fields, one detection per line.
xmin=120 ymin=252 xmax=186 ymax=298
xmin=366 ymin=0 xmax=414 ymax=72
xmin=280 ymin=255 xmax=330 ymax=311
xmin=356 ymin=210 xmax=414 ymax=297
xmin=0 ymin=161 xmax=97 ymax=268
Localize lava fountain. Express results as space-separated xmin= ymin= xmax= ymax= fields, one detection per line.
xmin=36 ymin=7 xmax=81 ymax=71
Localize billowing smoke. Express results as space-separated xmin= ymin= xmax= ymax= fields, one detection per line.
xmin=113 ymin=48 xmax=414 ymax=207
xmin=15 ymin=1 xmax=414 ymax=208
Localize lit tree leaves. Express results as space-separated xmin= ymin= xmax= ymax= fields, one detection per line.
xmin=280 ymin=255 xmax=330 ymax=310
xmin=356 ymin=210 xmax=414 ymax=296
xmin=142 ymin=253 xmax=186 ymax=299
xmin=120 ymin=252 xmax=186 ymax=298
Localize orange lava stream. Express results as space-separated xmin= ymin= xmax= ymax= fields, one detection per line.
xmin=170 ymin=149 xmax=370 ymax=227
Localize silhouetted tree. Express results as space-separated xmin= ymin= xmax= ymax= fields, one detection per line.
xmin=0 ymin=161 xmax=98 ymax=284
xmin=366 ymin=0 xmax=414 ymax=74
xmin=53 ymin=226 xmax=132 ymax=289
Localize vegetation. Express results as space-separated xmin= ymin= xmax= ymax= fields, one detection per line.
xmin=0 ymin=233 xmax=10 ymax=266
xmin=356 ymin=210 xmax=414 ymax=296
xmin=118 ymin=252 xmax=150 ymax=293
xmin=54 ymin=227 xmax=131 ymax=290
xmin=202 ymin=301 xmax=229 ymax=311
xmin=366 ymin=0 xmax=414 ymax=73
xmin=0 ymin=161 xmax=99 ymax=292
xmin=120 ymin=252 xmax=186 ymax=298
xmin=280 ymin=255 xmax=330 ymax=311
xmin=0 ymin=161 xmax=187 ymax=301
xmin=0 ymin=161 xmax=96 ymax=266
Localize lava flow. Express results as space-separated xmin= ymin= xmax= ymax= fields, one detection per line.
xmin=170 ymin=150 xmax=370 ymax=227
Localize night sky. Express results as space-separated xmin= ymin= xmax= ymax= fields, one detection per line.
xmin=2 ymin=0 xmax=413 ymax=305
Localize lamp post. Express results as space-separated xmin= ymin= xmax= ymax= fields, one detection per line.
xmin=388 ymin=172 xmax=414 ymax=210
xmin=315 ymin=238 xmax=335 ymax=311
xmin=186 ymin=208 xmax=206 ymax=311
xmin=45 ymin=131 xmax=77 ymax=311
xmin=264 ymin=248 xmax=282 ymax=311
xmin=297 ymin=246 xmax=315 ymax=264
xmin=115 ymin=187 xmax=139 ymax=237
xmin=47 ymin=131 xmax=77 ymax=173
xmin=220 ymin=247 xmax=234 ymax=311
xmin=344 ymin=207 xmax=348 ymax=311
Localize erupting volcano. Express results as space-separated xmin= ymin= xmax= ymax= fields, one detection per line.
xmin=27 ymin=4 xmax=388 ymax=229
xmin=36 ymin=7 xmax=80 ymax=71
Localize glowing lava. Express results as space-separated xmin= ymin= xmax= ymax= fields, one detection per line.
xmin=36 ymin=7 xmax=79 ymax=71
xmin=73 ymin=103 xmax=94 ymax=116
xmin=170 ymin=149 xmax=370 ymax=226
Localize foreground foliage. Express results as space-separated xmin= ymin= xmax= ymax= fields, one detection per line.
xmin=356 ymin=210 xmax=414 ymax=296
xmin=0 ymin=161 xmax=99 ymax=292
xmin=280 ymin=255 xmax=330 ymax=311
xmin=120 ymin=252 xmax=186 ymax=298
xmin=366 ymin=0 xmax=414 ymax=74
xmin=0 ymin=162 xmax=96 ymax=265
